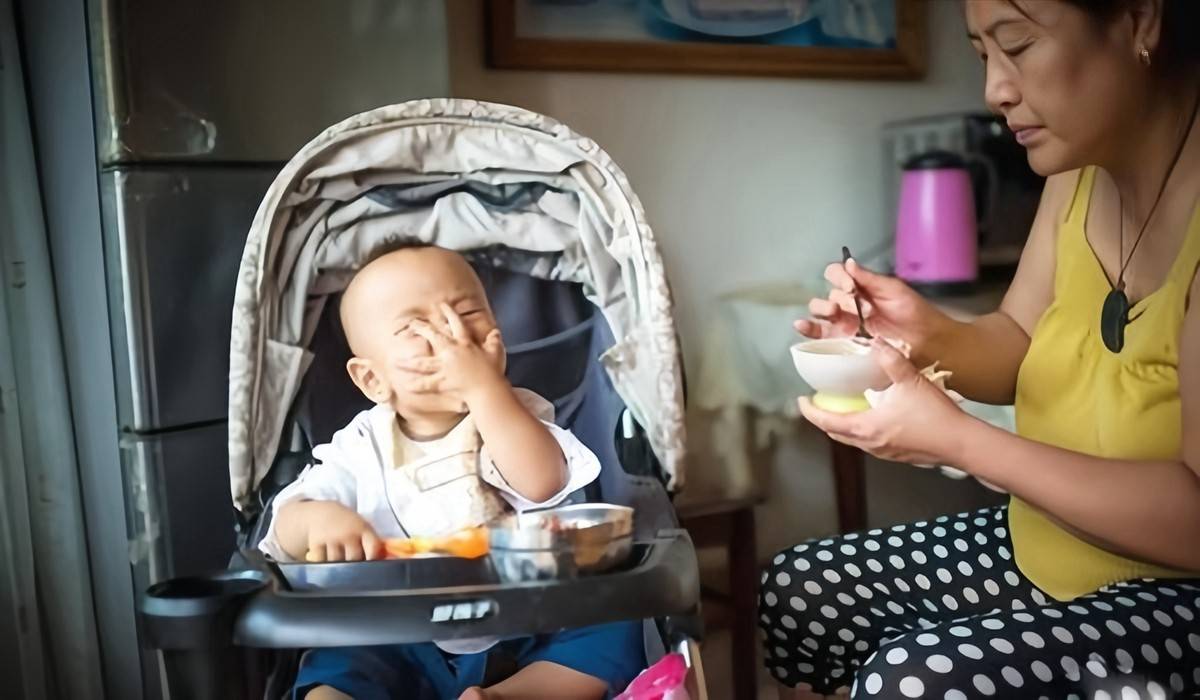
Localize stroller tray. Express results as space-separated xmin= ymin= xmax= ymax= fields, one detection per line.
xmin=220 ymin=530 xmax=697 ymax=648
xmin=278 ymin=555 xmax=498 ymax=592
xmin=276 ymin=541 xmax=649 ymax=593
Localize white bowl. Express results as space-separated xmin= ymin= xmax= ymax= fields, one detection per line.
xmin=790 ymin=338 xmax=890 ymax=401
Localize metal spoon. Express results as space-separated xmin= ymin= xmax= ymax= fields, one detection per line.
xmin=841 ymin=246 xmax=872 ymax=343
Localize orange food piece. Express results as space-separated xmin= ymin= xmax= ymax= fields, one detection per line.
xmin=443 ymin=527 xmax=490 ymax=559
xmin=385 ymin=527 xmax=489 ymax=559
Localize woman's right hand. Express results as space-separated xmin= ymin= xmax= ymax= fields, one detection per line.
xmin=795 ymin=258 xmax=950 ymax=357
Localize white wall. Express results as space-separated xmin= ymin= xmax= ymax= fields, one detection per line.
xmin=447 ymin=0 xmax=1003 ymax=558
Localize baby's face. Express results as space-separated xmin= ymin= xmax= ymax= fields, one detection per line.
xmin=342 ymin=247 xmax=502 ymax=415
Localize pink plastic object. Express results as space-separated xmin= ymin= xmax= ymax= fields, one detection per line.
xmin=616 ymin=653 xmax=690 ymax=700
xmin=894 ymin=150 xmax=978 ymax=286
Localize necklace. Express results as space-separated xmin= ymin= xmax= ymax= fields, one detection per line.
xmin=1100 ymin=90 xmax=1200 ymax=353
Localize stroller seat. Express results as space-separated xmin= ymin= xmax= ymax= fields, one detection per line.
xmin=138 ymin=99 xmax=702 ymax=699
xmin=231 ymin=263 xmax=697 ymax=647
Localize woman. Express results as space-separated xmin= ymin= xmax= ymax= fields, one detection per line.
xmin=760 ymin=1 xmax=1200 ymax=698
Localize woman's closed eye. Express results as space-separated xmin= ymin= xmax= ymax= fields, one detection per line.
xmin=992 ymin=27 xmax=1034 ymax=58
xmin=999 ymin=40 xmax=1033 ymax=58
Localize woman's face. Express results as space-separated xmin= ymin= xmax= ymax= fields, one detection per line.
xmin=964 ymin=0 xmax=1150 ymax=176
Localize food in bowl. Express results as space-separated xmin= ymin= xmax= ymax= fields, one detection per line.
xmin=790 ymin=337 xmax=891 ymax=413
xmin=488 ymin=504 xmax=634 ymax=582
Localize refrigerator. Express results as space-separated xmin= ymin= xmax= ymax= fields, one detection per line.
xmin=17 ymin=1 xmax=450 ymax=697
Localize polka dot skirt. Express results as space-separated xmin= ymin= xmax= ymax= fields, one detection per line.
xmin=759 ymin=506 xmax=1200 ymax=698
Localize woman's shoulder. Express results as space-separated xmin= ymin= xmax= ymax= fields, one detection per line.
xmin=1043 ymin=168 xmax=1085 ymax=224
xmin=999 ymin=170 xmax=1084 ymax=334
xmin=1020 ymin=169 xmax=1081 ymax=252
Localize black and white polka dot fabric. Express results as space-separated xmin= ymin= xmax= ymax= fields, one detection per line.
xmin=759 ymin=506 xmax=1200 ymax=698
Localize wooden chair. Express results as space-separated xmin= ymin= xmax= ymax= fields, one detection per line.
xmin=679 ymin=496 xmax=760 ymax=700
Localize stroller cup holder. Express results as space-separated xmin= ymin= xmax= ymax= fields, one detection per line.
xmin=138 ymin=570 xmax=272 ymax=700
xmin=141 ymin=569 xmax=270 ymax=648
xmin=139 ymin=530 xmax=698 ymax=700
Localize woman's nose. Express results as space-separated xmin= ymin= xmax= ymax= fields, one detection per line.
xmin=984 ymin=60 xmax=1020 ymax=115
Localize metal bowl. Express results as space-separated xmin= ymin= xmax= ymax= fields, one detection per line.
xmin=488 ymin=504 xmax=634 ymax=582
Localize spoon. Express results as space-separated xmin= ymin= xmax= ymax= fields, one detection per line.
xmin=841 ymin=246 xmax=873 ymax=343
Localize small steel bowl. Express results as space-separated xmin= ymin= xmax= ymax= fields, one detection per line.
xmin=488 ymin=504 xmax=634 ymax=582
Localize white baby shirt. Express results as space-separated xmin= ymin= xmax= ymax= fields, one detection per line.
xmin=259 ymin=389 xmax=600 ymax=559
xmin=257 ymin=389 xmax=602 ymax=655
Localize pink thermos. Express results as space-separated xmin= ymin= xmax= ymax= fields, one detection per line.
xmin=894 ymin=151 xmax=978 ymax=292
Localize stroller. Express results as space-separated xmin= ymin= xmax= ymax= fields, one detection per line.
xmin=138 ymin=99 xmax=704 ymax=699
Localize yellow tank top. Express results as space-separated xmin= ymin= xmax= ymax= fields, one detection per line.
xmin=1010 ymin=166 xmax=1200 ymax=601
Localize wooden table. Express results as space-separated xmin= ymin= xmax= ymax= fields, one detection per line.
xmin=830 ymin=441 xmax=869 ymax=534
xmin=678 ymin=497 xmax=760 ymax=700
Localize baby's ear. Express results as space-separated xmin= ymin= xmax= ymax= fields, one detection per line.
xmin=346 ymin=357 xmax=392 ymax=405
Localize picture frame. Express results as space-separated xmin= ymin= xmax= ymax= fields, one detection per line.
xmin=487 ymin=0 xmax=927 ymax=80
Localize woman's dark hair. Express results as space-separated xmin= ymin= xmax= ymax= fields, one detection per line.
xmin=1010 ymin=0 xmax=1199 ymax=80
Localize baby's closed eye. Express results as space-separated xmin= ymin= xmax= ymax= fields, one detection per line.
xmin=394 ymin=316 xmax=434 ymax=335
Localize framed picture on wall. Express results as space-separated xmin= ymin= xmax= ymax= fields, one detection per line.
xmin=487 ymin=0 xmax=927 ymax=80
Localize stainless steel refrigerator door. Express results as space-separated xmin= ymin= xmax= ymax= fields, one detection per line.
xmin=100 ymin=167 xmax=277 ymax=431
xmin=89 ymin=0 xmax=449 ymax=164
xmin=122 ymin=422 xmax=235 ymax=584
xmin=120 ymin=421 xmax=233 ymax=700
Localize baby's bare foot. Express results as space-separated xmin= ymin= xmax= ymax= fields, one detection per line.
xmin=458 ymin=686 xmax=488 ymax=700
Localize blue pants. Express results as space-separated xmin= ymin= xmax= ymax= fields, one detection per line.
xmin=294 ymin=621 xmax=645 ymax=700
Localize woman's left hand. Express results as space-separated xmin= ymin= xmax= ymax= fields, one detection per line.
xmin=798 ymin=339 xmax=973 ymax=466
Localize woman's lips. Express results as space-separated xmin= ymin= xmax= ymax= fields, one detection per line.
xmin=1011 ymin=126 xmax=1044 ymax=146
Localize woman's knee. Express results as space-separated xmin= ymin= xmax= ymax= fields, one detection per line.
xmin=760 ymin=538 xmax=876 ymax=616
xmin=854 ymin=634 xmax=994 ymax=699
xmin=760 ymin=547 xmax=805 ymax=636
xmin=760 ymin=543 xmax=835 ymax=623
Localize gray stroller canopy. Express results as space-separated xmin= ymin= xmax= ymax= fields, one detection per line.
xmin=228 ymin=99 xmax=686 ymax=510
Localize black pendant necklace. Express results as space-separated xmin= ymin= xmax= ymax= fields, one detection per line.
xmin=1100 ymin=280 xmax=1132 ymax=353
xmin=1100 ymin=91 xmax=1200 ymax=353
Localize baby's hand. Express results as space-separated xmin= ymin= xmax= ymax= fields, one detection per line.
xmin=303 ymin=501 xmax=384 ymax=562
xmin=402 ymin=304 xmax=506 ymax=408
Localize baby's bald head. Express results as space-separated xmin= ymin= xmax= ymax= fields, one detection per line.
xmin=339 ymin=238 xmax=503 ymax=420
xmin=340 ymin=239 xmax=433 ymax=355
xmin=338 ymin=238 xmax=493 ymax=361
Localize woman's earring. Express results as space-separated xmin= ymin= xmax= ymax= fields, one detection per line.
xmin=1139 ymin=46 xmax=1152 ymax=67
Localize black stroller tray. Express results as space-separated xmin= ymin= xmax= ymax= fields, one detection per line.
xmin=277 ymin=554 xmax=500 ymax=592
xmin=139 ymin=529 xmax=698 ymax=651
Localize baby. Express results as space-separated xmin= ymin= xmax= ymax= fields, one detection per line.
xmin=260 ymin=240 xmax=644 ymax=700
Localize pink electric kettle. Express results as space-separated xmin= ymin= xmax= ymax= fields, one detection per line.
xmin=894 ymin=150 xmax=978 ymax=293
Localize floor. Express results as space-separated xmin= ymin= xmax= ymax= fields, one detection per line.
xmin=700 ymin=627 xmax=778 ymax=700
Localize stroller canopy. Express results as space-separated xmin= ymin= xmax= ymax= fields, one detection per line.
xmin=227 ymin=99 xmax=685 ymax=510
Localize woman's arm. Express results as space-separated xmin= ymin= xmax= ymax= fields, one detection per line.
xmin=918 ymin=312 xmax=1030 ymax=405
xmin=916 ymin=170 xmax=1075 ymax=403
xmin=801 ymin=276 xmax=1200 ymax=571
xmin=802 ymin=171 xmax=1074 ymax=405
xmin=957 ymin=420 xmax=1200 ymax=571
